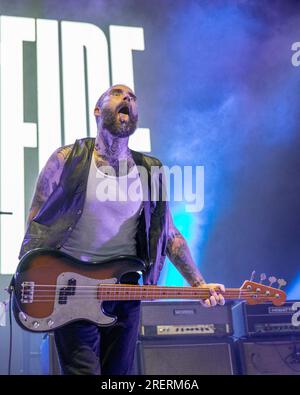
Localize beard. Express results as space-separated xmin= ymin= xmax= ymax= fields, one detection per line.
xmin=100 ymin=107 xmax=138 ymax=138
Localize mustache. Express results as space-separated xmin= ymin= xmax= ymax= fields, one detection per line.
xmin=100 ymin=106 xmax=138 ymax=137
xmin=101 ymin=106 xmax=138 ymax=122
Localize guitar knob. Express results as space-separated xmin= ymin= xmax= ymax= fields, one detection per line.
xmin=19 ymin=312 xmax=27 ymax=321
xmin=47 ymin=319 xmax=54 ymax=327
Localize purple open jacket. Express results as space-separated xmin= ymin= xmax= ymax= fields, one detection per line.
xmin=19 ymin=138 xmax=169 ymax=285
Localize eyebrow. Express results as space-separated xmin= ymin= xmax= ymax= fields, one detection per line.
xmin=109 ymin=88 xmax=137 ymax=100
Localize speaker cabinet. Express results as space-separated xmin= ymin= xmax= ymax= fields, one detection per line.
xmin=135 ymin=338 xmax=236 ymax=375
xmin=43 ymin=334 xmax=237 ymax=375
xmin=238 ymin=338 xmax=300 ymax=375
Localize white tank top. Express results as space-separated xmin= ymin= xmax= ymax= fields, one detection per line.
xmin=61 ymin=155 xmax=143 ymax=262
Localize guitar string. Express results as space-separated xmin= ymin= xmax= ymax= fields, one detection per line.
xmin=21 ymin=285 xmax=283 ymax=301
xmin=29 ymin=289 xmax=273 ymax=293
xmin=28 ymin=290 xmax=277 ymax=296
xmin=28 ymin=289 xmax=283 ymax=297
xmin=24 ymin=284 xmax=280 ymax=292
xmin=25 ymin=294 xmax=282 ymax=302
xmin=25 ymin=297 xmax=282 ymax=303
xmin=23 ymin=287 xmax=282 ymax=297
xmin=26 ymin=284 xmax=275 ymax=288
xmin=25 ymin=290 xmax=278 ymax=297
xmin=27 ymin=294 xmax=280 ymax=299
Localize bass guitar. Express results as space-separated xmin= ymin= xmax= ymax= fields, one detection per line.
xmin=12 ymin=248 xmax=286 ymax=332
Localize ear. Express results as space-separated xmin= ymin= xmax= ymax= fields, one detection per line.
xmin=94 ymin=107 xmax=101 ymax=117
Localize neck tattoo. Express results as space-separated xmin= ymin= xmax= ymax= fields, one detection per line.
xmin=94 ymin=139 xmax=135 ymax=177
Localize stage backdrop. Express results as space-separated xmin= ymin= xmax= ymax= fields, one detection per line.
xmin=0 ymin=0 xmax=300 ymax=298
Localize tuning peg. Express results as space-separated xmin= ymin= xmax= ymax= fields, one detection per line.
xmin=259 ymin=273 xmax=267 ymax=283
xmin=277 ymin=279 xmax=287 ymax=289
xmin=250 ymin=270 xmax=256 ymax=281
xmin=268 ymin=276 xmax=277 ymax=286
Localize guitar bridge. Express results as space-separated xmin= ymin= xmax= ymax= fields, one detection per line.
xmin=21 ymin=281 xmax=35 ymax=303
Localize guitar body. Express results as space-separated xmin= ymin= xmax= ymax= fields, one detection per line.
xmin=12 ymin=248 xmax=145 ymax=332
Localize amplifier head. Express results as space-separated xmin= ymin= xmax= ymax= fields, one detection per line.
xmin=139 ymin=301 xmax=234 ymax=338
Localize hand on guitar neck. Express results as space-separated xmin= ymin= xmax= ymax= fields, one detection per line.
xmin=196 ymin=283 xmax=226 ymax=307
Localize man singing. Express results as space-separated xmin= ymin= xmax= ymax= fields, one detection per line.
xmin=19 ymin=84 xmax=225 ymax=375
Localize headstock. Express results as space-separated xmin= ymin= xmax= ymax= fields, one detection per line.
xmin=240 ymin=275 xmax=287 ymax=306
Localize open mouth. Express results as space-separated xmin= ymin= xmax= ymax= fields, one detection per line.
xmin=118 ymin=105 xmax=130 ymax=115
xmin=117 ymin=105 xmax=130 ymax=122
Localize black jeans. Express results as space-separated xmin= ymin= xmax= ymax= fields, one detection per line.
xmin=54 ymin=300 xmax=141 ymax=375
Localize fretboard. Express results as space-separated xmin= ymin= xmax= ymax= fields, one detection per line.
xmin=96 ymin=284 xmax=248 ymax=301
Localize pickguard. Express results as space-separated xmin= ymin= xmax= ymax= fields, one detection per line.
xmin=18 ymin=272 xmax=118 ymax=331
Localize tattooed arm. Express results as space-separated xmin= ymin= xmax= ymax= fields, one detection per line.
xmin=166 ymin=209 xmax=225 ymax=306
xmin=166 ymin=210 xmax=205 ymax=287
xmin=26 ymin=145 xmax=72 ymax=225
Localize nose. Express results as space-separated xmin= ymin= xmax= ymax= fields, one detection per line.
xmin=123 ymin=93 xmax=131 ymax=102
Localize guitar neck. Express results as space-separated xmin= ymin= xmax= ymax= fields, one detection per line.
xmin=97 ymin=284 xmax=244 ymax=301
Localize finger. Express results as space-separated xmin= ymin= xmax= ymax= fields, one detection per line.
xmin=209 ymin=288 xmax=225 ymax=306
xmin=209 ymin=289 xmax=218 ymax=307
xmin=209 ymin=295 xmax=217 ymax=307
xmin=212 ymin=290 xmax=225 ymax=305
xmin=216 ymin=284 xmax=225 ymax=293
xmin=218 ymin=294 xmax=225 ymax=306
xmin=209 ymin=289 xmax=219 ymax=298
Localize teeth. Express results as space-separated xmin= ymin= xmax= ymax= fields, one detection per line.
xmin=119 ymin=113 xmax=129 ymax=122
